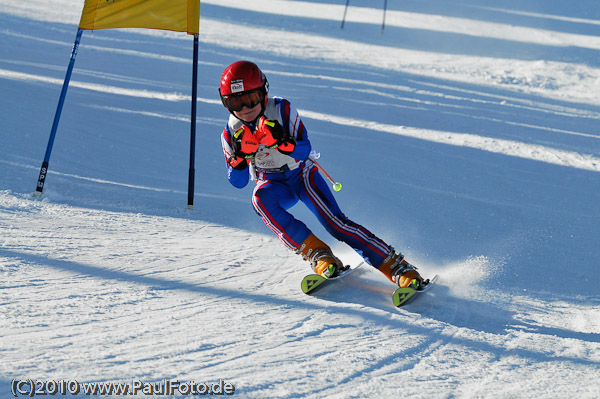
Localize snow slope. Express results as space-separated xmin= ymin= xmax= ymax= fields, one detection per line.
xmin=1 ymin=0 xmax=599 ymax=397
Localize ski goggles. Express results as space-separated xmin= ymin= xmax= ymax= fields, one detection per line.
xmin=221 ymin=89 xmax=264 ymax=112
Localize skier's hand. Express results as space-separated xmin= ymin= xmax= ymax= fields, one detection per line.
xmin=228 ymin=125 xmax=258 ymax=169
xmin=232 ymin=125 xmax=259 ymax=158
xmin=227 ymin=154 xmax=248 ymax=170
xmin=257 ymin=117 xmax=296 ymax=155
xmin=256 ymin=117 xmax=284 ymax=147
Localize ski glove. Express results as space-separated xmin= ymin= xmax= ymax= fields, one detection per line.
xmin=228 ymin=125 xmax=259 ymax=169
xmin=256 ymin=117 xmax=296 ymax=155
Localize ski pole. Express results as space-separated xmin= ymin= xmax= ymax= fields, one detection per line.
xmin=309 ymin=158 xmax=342 ymax=191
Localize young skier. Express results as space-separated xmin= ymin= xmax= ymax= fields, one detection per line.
xmin=219 ymin=60 xmax=424 ymax=289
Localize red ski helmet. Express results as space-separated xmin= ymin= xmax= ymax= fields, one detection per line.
xmin=219 ymin=61 xmax=269 ymax=114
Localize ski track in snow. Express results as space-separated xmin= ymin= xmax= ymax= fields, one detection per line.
xmin=2 ymin=190 xmax=599 ymax=398
xmin=1 ymin=0 xmax=600 ymax=398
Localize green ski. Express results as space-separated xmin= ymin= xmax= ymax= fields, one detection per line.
xmin=392 ymin=275 xmax=438 ymax=307
xmin=301 ymin=262 xmax=365 ymax=294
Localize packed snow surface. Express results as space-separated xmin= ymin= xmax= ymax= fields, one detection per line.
xmin=1 ymin=0 xmax=599 ymax=398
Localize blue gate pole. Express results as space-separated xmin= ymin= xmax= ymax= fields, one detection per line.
xmin=187 ymin=34 xmax=199 ymax=209
xmin=35 ymin=28 xmax=83 ymax=196
xmin=341 ymin=0 xmax=350 ymax=29
xmin=382 ymin=0 xmax=388 ymax=34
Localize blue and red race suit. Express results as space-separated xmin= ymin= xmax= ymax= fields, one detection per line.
xmin=221 ymin=96 xmax=391 ymax=267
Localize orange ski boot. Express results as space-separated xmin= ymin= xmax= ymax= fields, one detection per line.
xmin=377 ymin=248 xmax=424 ymax=289
xmin=296 ymin=233 xmax=345 ymax=278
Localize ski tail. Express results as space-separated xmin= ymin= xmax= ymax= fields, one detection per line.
xmin=392 ymin=275 xmax=438 ymax=307
xmin=301 ymin=262 xmax=364 ymax=295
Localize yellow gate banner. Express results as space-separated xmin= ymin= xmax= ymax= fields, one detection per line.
xmin=79 ymin=0 xmax=200 ymax=35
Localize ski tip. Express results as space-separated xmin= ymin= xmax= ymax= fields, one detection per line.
xmin=420 ymin=274 xmax=439 ymax=290
xmin=416 ymin=274 xmax=437 ymax=287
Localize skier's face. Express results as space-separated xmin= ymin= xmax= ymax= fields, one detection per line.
xmin=233 ymin=101 xmax=262 ymax=123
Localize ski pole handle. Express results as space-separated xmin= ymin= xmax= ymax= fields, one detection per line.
xmin=309 ymin=158 xmax=342 ymax=191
